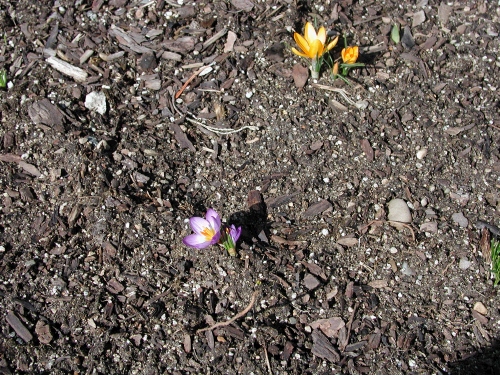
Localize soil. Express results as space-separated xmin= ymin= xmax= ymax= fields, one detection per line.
xmin=1 ymin=0 xmax=499 ymax=374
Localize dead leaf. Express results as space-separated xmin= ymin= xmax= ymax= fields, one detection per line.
xmin=292 ymin=64 xmax=308 ymax=88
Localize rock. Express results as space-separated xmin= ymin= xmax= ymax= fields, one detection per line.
xmin=401 ymin=262 xmax=415 ymax=276
xmin=85 ymin=91 xmax=107 ymax=115
xmin=387 ymin=199 xmax=412 ymax=223
xmin=452 ymin=212 xmax=468 ymax=228
xmin=473 ymin=302 xmax=488 ymax=315
xmin=459 ymin=257 xmax=471 ymax=270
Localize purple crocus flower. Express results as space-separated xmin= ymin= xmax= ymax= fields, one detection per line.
xmin=223 ymin=224 xmax=242 ymax=256
xmin=228 ymin=225 xmax=242 ymax=244
xmin=182 ymin=208 xmax=222 ymax=249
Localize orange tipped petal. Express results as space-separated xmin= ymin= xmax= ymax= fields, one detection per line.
xmin=317 ymin=26 xmax=327 ymax=45
xmin=291 ymin=47 xmax=310 ymax=58
xmin=304 ymin=22 xmax=317 ymax=44
xmin=294 ymin=32 xmax=310 ymax=55
xmin=326 ymin=35 xmax=339 ymax=51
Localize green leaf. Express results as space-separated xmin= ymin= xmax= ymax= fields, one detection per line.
xmin=391 ymin=24 xmax=400 ymax=44
xmin=0 ymin=69 xmax=6 ymax=88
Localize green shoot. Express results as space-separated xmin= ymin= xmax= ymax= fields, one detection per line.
xmin=391 ymin=23 xmax=400 ymax=44
xmin=0 ymin=69 xmax=6 ymax=88
xmin=491 ymin=238 xmax=500 ymax=286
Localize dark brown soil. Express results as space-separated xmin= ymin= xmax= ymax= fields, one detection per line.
xmin=1 ymin=0 xmax=499 ymax=374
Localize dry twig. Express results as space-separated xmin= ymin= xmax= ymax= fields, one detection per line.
xmin=197 ymin=290 xmax=259 ymax=334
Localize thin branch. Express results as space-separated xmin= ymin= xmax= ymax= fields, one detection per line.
xmin=197 ymin=290 xmax=259 ymax=334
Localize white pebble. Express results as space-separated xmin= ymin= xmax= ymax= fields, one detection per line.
xmin=416 ymin=149 xmax=427 ymax=159
xmin=387 ymin=199 xmax=412 ymax=223
xmin=459 ymin=257 xmax=471 ymax=270
xmin=321 ymin=228 xmax=329 ymax=236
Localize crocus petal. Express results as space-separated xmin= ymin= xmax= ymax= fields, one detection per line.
xmin=189 ymin=216 xmax=210 ymax=235
xmin=183 ymin=233 xmax=212 ymax=249
xmin=291 ymin=47 xmax=311 ymax=58
xmin=317 ymin=26 xmax=327 ymax=45
xmin=293 ymin=32 xmax=310 ymax=55
xmin=229 ymin=225 xmax=242 ymax=242
xmin=304 ymin=22 xmax=317 ymax=44
xmin=205 ymin=208 xmax=222 ymax=232
xmin=326 ymin=35 xmax=339 ymax=52
xmin=309 ymin=39 xmax=323 ymax=59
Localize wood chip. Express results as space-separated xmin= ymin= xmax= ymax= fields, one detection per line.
xmin=302 ymin=199 xmax=332 ymax=217
xmin=18 ymin=161 xmax=41 ymax=177
xmin=6 ymin=311 xmax=33 ymax=342
xmin=411 ymin=10 xmax=426 ymax=28
xmin=345 ymin=340 xmax=367 ymax=352
xmin=360 ymin=139 xmax=374 ymax=162
xmin=46 ymin=56 xmax=88 ymax=82
xmin=224 ymin=31 xmax=237 ymax=53
xmin=301 ymin=261 xmax=327 ymax=280
xmin=367 ymin=279 xmax=388 ymax=289
xmin=183 ymin=334 xmax=192 ymax=353
xmin=170 ymin=122 xmax=195 ymax=151
xmin=282 ymin=341 xmax=294 ymax=361
xmin=303 ymin=273 xmax=320 ymax=290
xmin=107 ymin=278 xmax=125 ymax=294
xmin=109 ymin=25 xmax=153 ymax=54
xmin=472 ymin=310 xmax=488 ymax=325
xmin=337 ymin=237 xmax=358 ymax=247
xmin=444 ymin=124 xmax=474 ymax=135
xmin=310 ymin=317 xmax=345 ymax=338
xmin=35 ymin=320 xmax=53 ymax=344
xmin=438 ymin=2 xmax=452 ymax=25
xmin=420 ymin=221 xmax=437 ymax=233
xmin=231 ymin=0 xmax=254 ymax=12
xmin=163 ymin=36 xmax=196 ymax=53
xmin=367 ymin=332 xmax=381 ymax=349
xmin=311 ymin=329 xmax=340 ymax=363
xmin=28 ymin=98 xmax=64 ymax=128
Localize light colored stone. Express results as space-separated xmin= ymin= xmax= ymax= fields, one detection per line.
xmin=85 ymin=91 xmax=107 ymax=115
xmin=459 ymin=257 xmax=471 ymax=270
xmin=452 ymin=212 xmax=468 ymax=228
xmin=473 ymin=302 xmax=488 ymax=315
xmin=387 ymin=199 xmax=412 ymax=223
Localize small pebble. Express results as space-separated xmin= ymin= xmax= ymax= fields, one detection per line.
xmin=387 ymin=199 xmax=412 ymax=223
xmin=473 ymin=302 xmax=488 ymax=315
xmin=459 ymin=257 xmax=471 ymax=270
xmin=401 ymin=261 xmax=415 ymax=276
xmin=85 ymin=91 xmax=107 ymax=115
xmin=452 ymin=212 xmax=468 ymax=228
xmin=416 ymin=148 xmax=427 ymax=159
